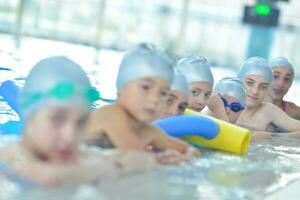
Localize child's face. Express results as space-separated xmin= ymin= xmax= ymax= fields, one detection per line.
xmin=221 ymin=95 xmax=244 ymax=123
xmin=118 ymin=77 xmax=171 ymax=123
xmin=24 ymin=106 xmax=89 ymax=163
xmin=188 ymin=82 xmax=212 ymax=112
xmin=244 ymin=75 xmax=270 ymax=108
xmin=270 ymin=66 xmax=293 ymax=100
xmin=162 ymin=90 xmax=188 ymax=118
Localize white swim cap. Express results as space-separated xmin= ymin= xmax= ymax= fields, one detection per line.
xmin=177 ymin=55 xmax=214 ymax=86
xmin=20 ymin=56 xmax=97 ymax=121
xmin=247 ymin=56 xmax=267 ymax=63
xmin=116 ymin=43 xmax=174 ymax=89
xmin=237 ymin=57 xmax=273 ymax=83
xmin=269 ymin=57 xmax=294 ymax=76
xmin=214 ymin=77 xmax=246 ymax=104
xmin=171 ymin=71 xmax=189 ymax=97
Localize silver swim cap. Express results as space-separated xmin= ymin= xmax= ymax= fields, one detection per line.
xmin=116 ymin=43 xmax=174 ymax=89
xmin=237 ymin=57 xmax=273 ymax=83
xmin=247 ymin=56 xmax=267 ymax=63
xmin=269 ymin=57 xmax=294 ymax=76
xmin=20 ymin=56 xmax=97 ymax=121
xmin=177 ymin=55 xmax=214 ymax=86
xmin=171 ymin=72 xmax=189 ymax=97
xmin=214 ymin=77 xmax=247 ymax=104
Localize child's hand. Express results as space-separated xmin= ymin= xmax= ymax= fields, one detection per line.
xmin=206 ymin=93 xmax=229 ymax=121
xmin=119 ymin=150 xmax=158 ymax=172
xmin=185 ymin=146 xmax=201 ymax=158
xmin=155 ymin=149 xmax=193 ymax=164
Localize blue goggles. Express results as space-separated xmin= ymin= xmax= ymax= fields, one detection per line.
xmin=221 ymin=97 xmax=245 ymax=113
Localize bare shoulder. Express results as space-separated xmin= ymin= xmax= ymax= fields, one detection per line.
xmin=261 ymin=102 xmax=280 ymax=113
xmin=91 ymin=104 xmax=130 ymax=123
xmin=262 ymin=102 xmax=290 ymax=120
xmin=287 ymin=101 xmax=300 ymax=111
xmin=287 ymin=101 xmax=299 ymax=107
xmin=85 ymin=104 xmax=132 ymax=138
xmin=286 ymin=101 xmax=300 ymax=119
xmin=247 ymin=102 xmax=274 ymax=117
xmin=92 ymin=104 xmax=120 ymax=118
xmin=287 ymin=101 xmax=300 ymax=109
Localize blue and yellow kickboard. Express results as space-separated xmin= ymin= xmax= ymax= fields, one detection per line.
xmin=0 ymin=80 xmax=23 ymax=135
xmin=154 ymin=109 xmax=250 ymax=154
xmin=0 ymin=80 xmax=21 ymax=115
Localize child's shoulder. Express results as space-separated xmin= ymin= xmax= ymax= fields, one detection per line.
xmin=287 ymin=101 xmax=300 ymax=110
xmin=260 ymin=102 xmax=286 ymax=117
xmin=286 ymin=101 xmax=300 ymax=119
xmin=92 ymin=104 xmax=129 ymax=119
xmin=261 ymin=102 xmax=279 ymax=111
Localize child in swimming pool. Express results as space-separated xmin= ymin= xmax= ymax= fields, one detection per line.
xmin=204 ymin=77 xmax=246 ymax=124
xmin=265 ymin=57 xmax=300 ymax=120
xmin=177 ymin=55 xmax=214 ymax=112
xmin=85 ymin=43 xmax=200 ymax=163
xmin=160 ymin=71 xmax=189 ymax=118
xmin=0 ymin=56 xmax=157 ymax=186
xmin=235 ymin=57 xmax=300 ymax=141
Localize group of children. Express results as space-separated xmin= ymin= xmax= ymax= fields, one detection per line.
xmin=0 ymin=42 xmax=300 ymax=186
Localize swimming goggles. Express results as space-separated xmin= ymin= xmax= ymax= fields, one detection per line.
xmin=21 ymin=81 xmax=114 ymax=107
xmin=221 ymin=97 xmax=245 ymax=113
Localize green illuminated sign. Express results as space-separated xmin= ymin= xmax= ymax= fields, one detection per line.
xmin=255 ymin=4 xmax=271 ymax=16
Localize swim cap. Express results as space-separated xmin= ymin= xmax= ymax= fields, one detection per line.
xmin=214 ymin=77 xmax=247 ymax=104
xmin=247 ymin=56 xmax=267 ymax=63
xmin=20 ymin=56 xmax=98 ymax=121
xmin=116 ymin=43 xmax=174 ymax=89
xmin=237 ymin=57 xmax=273 ymax=83
xmin=269 ymin=57 xmax=294 ymax=76
xmin=177 ymin=55 xmax=214 ymax=86
xmin=171 ymin=71 xmax=189 ymax=97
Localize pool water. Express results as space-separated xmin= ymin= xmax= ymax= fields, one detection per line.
xmin=1 ymin=37 xmax=300 ymax=200
xmin=1 ymin=137 xmax=300 ymax=200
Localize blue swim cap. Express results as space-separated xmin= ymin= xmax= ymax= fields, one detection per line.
xmin=269 ymin=57 xmax=294 ymax=76
xmin=171 ymin=72 xmax=189 ymax=97
xmin=214 ymin=77 xmax=246 ymax=104
xmin=116 ymin=43 xmax=174 ymax=89
xmin=20 ymin=56 xmax=96 ymax=121
xmin=237 ymin=57 xmax=273 ymax=83
xmin=177 ymin=55 xmax=214 ymax=86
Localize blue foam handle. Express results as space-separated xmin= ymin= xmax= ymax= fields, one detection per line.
xmin=153 ymin=115 xmax=220 ymax=140
xmin=0 ymin=120 xmax=23 ymax=135
xmin=0 ymin=80 xmax=21 ymax=115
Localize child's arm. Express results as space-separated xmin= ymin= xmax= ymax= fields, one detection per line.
xmin=272 ymin=130 xmax=300 ymax=139
xmin=150 ymin=126 xmax=201 ymax=159
xmin=268 ymin=103 xmax=300 ymax=132
xmin=287 ymin=102 xmax=300 ymax=120
xmin=151 ymin=126 xmax=189 ymax=153
xmin=86 ymin=105 xmax=145 ymax=149
xmin=11 ymin=149 xmax=157 ymax=186
xmin=206 ymin=94 xmax=229 ymax=122
xmin=251 ymin=131 xmax=272 ymax=142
